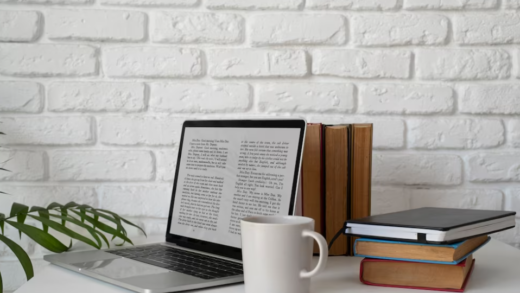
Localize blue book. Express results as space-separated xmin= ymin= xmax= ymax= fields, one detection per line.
xmin=354 ymin=236 xmax=490 ymax=265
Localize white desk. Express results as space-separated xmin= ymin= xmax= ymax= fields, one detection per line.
xmin=15 ymin=237 xmax=520 ymax=293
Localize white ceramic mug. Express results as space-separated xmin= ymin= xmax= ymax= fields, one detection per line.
xmin=241 ymin=216 xmax=328 ymax=293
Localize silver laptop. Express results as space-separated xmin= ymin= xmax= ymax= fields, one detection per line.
xmin=45 ymin=119 xmax=307 ymax=293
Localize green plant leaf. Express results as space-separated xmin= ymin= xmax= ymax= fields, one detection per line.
xmin=71 ymin=211 xmax=133 ymax=245
xmin=48 ymin=213 xmax=103 ymax=249
xmin=98 ymin=209 xmax=147 ymax=237
xmin=0 ymin=213 xmax=4 ymax=234
xmin=30 ymin=206 xmax=50 ymax=233
xmin=6 ymin=220 xmax=69 ymax=253
xmin=29 ymin=215 xmax=100 ymax=250
xmin=10 ymin=203 xmax=29 ymax=238
xmin=82 ymin=208 xmax=124 ymax=239
xmin=47 ymin=202 xmax=68 ymax=225
xmin=0 ymin=234 xmax=34 ymax=281
xmin=0 ymin=270 xmax=3 ymax=293
xmin=0 ymin=168 xmax=10 ymax=172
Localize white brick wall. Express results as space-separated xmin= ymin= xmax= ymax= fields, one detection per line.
xmin=1 ymin=1 xmax=520 ymax=290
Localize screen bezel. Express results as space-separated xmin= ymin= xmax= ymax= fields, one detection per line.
xmin=165 ymin=119 xmax=306 ymax=260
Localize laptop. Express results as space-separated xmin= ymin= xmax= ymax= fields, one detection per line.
xmin=44 ymin=119 xmax=307 ymax=293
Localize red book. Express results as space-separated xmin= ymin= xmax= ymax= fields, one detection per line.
xmin=360 ymin=255 xmax=475 ymax=292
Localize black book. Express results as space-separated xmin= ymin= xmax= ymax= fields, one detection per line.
xmin=344 ymin=207 xmax=516 ymax=244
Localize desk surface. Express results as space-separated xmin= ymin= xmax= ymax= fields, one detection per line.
xmin=15 ymin=237 xmax=520 ymax=293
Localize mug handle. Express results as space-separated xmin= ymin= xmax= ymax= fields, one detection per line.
xmin=300 ymin=230 xmax=328 ymax=279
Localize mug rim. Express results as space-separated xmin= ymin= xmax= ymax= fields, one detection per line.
xmin=241 ymin=215 xmax=314 ymax=226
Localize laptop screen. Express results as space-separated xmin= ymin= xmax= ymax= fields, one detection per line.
xmin=168 ymin=124 xmax=303 ymax=248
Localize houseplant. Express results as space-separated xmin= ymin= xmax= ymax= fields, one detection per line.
xmin=0 ymin=130 xmax=146 ymax=293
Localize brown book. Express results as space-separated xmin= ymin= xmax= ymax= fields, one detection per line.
xmin=301 ymin=124 xmax=324 ymax=254
xmin=361 ymin=255 xmax=474 ymax=290
xmin=349 ymin=124 xmax=373 ymax=255
xmin=324 ymin=125 xmax=349 ymax=255
xmin=355 ymin=235 xmax=489 ymax=263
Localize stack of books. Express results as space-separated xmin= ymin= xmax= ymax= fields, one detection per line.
xmin=346 ymin=207 xmax=516 ymax=292
xmin=300 ymin=123 xmax=373 ymax=255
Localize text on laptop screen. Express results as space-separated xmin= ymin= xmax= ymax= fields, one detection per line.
xmin=169 ymin=127 xmax=301 ymax=248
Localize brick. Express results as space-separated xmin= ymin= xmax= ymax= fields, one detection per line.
xmin=251 ymin=14 xmax=346 ymax=46
xmin=307 ymin=0 xmax=399 ymax=10
xmin=511 ymin=120 xmax=520 ymax=148
xmin=47 ymin=10 xmax=145 ymax=42
xmin=141 ymin=218 xmax=168 ymax=235
xmin=409 ymin=118 xmax=504 ymax=149
xmin=0 ymin=11 xmax=40 ymax=42
xmin=207 ymin=0 xmax=303 ymax=10
xmin=48 ymin=82 xmax=145 ymax=112
xmin=49 ymin=151 xmax=153 ymax=181
xmin=0 ymin=185 xmax=98 ymax=208
xmin=506 ymin=0 xmax=520 ymax=9
xmin=101 ymin=0 xmax=197 ymax=6
xmin=455 ymin=14 xmax=520 ymax=45
xmin=353 ymin=14 xmax=448 ymax=46
xmin=0 ymin=117 xmax=92 ymax=146
xmin=506 ymin=189 xmax=520 ymax=213
xmin=371 ymin=186 xmax=410 ymax=215
xmin=152 ymin=12 xmax=243 ymax=44
xmin=156 ymin=149 xmax=178 ymax=182
xmin=0 ymin=81 xmax=41 ymax=113
xmin=404 ymin=0 xmax=497 ymax=10
xmin=0 ymin=0 xmax=91 ymax=4
xmin=411 ymin=189 xmax=503 ymax=210
xmin=493 ymin=222 xmax=520 ymax=245
xmin=100 ymin=116 xmax=184 ymax=146
xmin=372 ymin=154 xmax=462 ymax=185
xmin=469 ymin=153 xmax=520 ymax=182
xmin=98 ymin=185 xmax=171 ymax=217
xmin=307 ymin=116 xmax=405 ymax=149
xmin=360 ymin=84 xmax=453 ymax=115
xmin=416 ymin=49 xmax=510 ymax=80
xmin=209 ymin=49 xmax=307 ymax=78
xmin=0 ymin=151 xmax=44 ymax=181
xmin=313 ymin=50 xmax=411 ymax=79
xmin=149 ymin=83 xmax=250 ymax=113
xmin=258 ymin=83 xmax=354 ymax=113
xmin=0 ymin=224 xmax=37 ymax=259
xmin=104 ymin=47 xmax=202 ymax=78
xmin=0 ymin=44 xmax=97 ymax=77
xmin=460 ymin=85 xmax=520 ymax=115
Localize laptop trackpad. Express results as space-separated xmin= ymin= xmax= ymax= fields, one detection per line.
xmin=75 ymin=258 xmax=201 ymax=288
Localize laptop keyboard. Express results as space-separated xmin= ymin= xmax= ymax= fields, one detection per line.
xmin=107 ymin=245 xmax=243 ymax=280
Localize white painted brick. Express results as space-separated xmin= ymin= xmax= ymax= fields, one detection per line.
xmin=141 ymin=218 xmax=168 ymax=235
xmin=156 ymin=149 xmax=178 ymax=182
xmin=0 ymin=117 xmax=92 ymax=146
xmin=104 ymin=47 xmax=202 ymax=78
xmin=455 ymin=14 xmax=520 ymax=45
xmin=0 ymin=151 xmax=44 ymax=181
xmin=308 ymin=0 xmax=399 ymax=10
xmin=0 ymin=185 xmax=98 ymax=208
xmin=371 ymin=186 xmax=411 ymax=215
xmin=209 ymin=49 xmax=307 ymax=78
xmin=373 ymin=154 xmax=462 ymax=186
xmin=360 ymin=84 xmax=453 ymax=115
xmin=149 ymin=83 xmax=250 ymax=113
xmin=0 ymin=81 xmax=41 ymax=113
xmin=258 ymin=83 xmax=354 ymax=113
xmin=153 ymin=12 xmax=243 ymax=44
xmin=493 ymin=222 xmax=520 ymax=245
xmin=47 ymin=10 xmax=145 ymax=42
xmin=411 ymin=189 xmax=503 ymax=210
xmin=207 ymin=0 xmax=303 ymax=10
xmin=251 ymin=14 xmax=346 ymax=46
xmin=49 ymin=151 xmax=153 ymax=181
xmin=468 ymin=153 xmax=520 ymax=182
xmin=506 ymin=0 xmax=520 ymax=9
xmin=416 ymin=49 xmax=511 ymax=80
xmin=460 ymin=85 xmax=520 ymax=115
xmin=0 ymin=224 xmax=37 ymax=259
xmin=506 ymin=189 xmax=520 ymax=213
xmin=101 ymin=0 xmax=197 ymax=6
xmin=511 ymin=120 xmax=520 ymax=148
xmin=313 ymin=49 xmax=411 ymax=79
xmin=404 ymin=0 xmax=497 ymax=10
xmin=306 ymin=116 xmax=405 ymax=149
xmin=0 ymin=11 xmax=40 ymax=42
xmin=409 ymin=118 xmax=504 ymax=149
xmin=48 ymin=82 xmax=145 ymax=112
xmin=0 ymin=0 xmax=91 ymax=4
xmin=100 ymin=117 xmax=184 ymax=146
xmin=0 ymin=44 xmax=97 ymax=77
xmin=353 ymin=14 xmax=448 ymax=46
xmin=98 ymin=185 xmax=171 ymax=217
